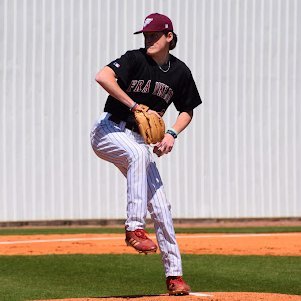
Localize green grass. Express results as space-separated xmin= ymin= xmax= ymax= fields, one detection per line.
xmin=0 ymin=254 xmax=300 ymax=301
xmin=0 ymin=226 xmax=301 ymax=236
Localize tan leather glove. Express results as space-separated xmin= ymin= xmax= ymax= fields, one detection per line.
xmin=134 ymin=104 xmax=165 ymax=144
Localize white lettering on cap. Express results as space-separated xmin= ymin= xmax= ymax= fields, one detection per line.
xmin=165 ymin=24 xmax=169 ymax=28
xmin=143 ymin=18 xmax=153 ymax=28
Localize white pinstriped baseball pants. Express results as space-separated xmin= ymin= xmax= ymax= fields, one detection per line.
xmin=90 ymin=112 xmax=182 ymax=277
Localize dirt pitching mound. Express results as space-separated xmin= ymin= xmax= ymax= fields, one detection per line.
xmin=37 ymin=292 xmax=301 ymax=301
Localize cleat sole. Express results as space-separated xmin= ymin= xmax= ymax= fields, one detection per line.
xmin=125 ymin=239 xmax=157 ymax=254
xmin=169 ymin=291 xmax=190 ymax=296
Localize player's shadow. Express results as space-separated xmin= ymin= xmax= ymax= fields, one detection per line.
xmin=93 ymin=294 xmax=164 ymax=299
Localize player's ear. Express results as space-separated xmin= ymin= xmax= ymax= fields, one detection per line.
xmin=168 ymin=32 xmax=177 ymax=50
xmin=166 ymin=31 xmax=173 ymax=42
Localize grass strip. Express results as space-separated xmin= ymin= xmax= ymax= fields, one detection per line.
xmin=0 ymin=254 xmax=300 ymax=301
xmin=0 ymin=226 xmax=301 ymax=236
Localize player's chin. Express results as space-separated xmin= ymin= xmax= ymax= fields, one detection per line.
xmin=146 ymin=47 xmax=157 ymax=56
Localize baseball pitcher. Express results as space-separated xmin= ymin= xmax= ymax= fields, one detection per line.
xmin=90 ymin=13 xmax=202 ymax=295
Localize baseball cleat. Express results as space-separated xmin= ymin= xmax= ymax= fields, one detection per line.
xmin=125 ymin=229 xmax=157 ymax=254
xmin=166 ymin=276 xmax=191 ymax=296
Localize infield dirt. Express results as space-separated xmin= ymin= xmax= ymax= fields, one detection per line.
xmin=0 ymin=232 xmax=300 ymax=256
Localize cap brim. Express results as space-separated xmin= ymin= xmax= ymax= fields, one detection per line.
xmin=133 ymin=29 xmax=165 ymax=34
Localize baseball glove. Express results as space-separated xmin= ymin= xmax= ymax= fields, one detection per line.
xmin=134 ymin=104 xmax=165 ymax=144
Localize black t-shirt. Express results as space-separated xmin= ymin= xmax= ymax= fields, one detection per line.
xmin=104 ymin=48 xmax=202 ymax=121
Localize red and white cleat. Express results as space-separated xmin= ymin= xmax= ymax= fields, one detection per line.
xmin=166 ymin=276 xmax=191 ymax=295
xmin=125 ymin=229 xmax=157 ymax=254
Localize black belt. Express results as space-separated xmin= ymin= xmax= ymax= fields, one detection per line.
xmin=108 ymin=114 xmax=139 ymax=133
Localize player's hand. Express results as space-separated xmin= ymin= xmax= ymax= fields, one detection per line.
xmin=134 ymin=106 xmax=161 ymax=118
xmin=147 ymin=109 xmax=162 ymax=118
xmin=132 ymin=105 xmax=161 ymax=118
xmin=153 ymin=145 xmax=163 ymax=157
xmin=132 ymin=104 xmax=144 ymax=112
xmin=153 ymin=134 xmax=175 ymax=157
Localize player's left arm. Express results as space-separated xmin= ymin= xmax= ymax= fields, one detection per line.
xmin=170 ymin=110 xmax=193 ymax=134
xmin=154 ymin=110 xmax=193 ymax=156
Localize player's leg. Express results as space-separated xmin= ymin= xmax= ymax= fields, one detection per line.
xmin=146 ymin=161 xmax=182 ymax=275
xmin=91 ymin=114 xmax=157 ymax=254
xmin=146 ymin=161 xmax=190 ymax=295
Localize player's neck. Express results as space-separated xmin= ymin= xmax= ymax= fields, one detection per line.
xmin=151 ymin=52 xmax=170 ymax=66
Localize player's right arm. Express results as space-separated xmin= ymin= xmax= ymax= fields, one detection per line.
xmin=95 ymin=66 xmax=142 ymax=111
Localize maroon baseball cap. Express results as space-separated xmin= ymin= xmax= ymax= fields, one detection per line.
xmin=134 ymin=13 xmax=173 ymax=34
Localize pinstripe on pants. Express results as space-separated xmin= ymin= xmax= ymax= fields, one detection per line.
xmin=90 ymin=112 xmax=182 ymax=277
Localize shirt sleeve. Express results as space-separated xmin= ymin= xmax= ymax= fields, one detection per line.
xmin=173 ymin=71 xmax=202 ymax=112
xmin=107 ymin=51 xmax=136 ymax=86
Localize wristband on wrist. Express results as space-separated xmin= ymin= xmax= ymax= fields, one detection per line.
xmin=129 ymin=102 xmax=138 ymax=112
xmin=166 ymin=128 xmax=178 ymax=139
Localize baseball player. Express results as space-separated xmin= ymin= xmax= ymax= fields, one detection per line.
xmin=90 ymin=13 xmax=202 ymax=295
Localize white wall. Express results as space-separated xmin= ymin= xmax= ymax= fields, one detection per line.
xmin=0 ymin=0 xmax=300 ymax=221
